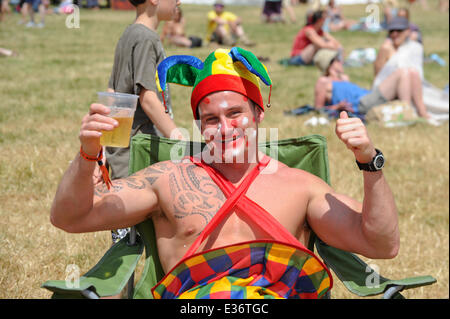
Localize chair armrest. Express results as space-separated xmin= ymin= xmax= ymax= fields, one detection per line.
xmin=315 ymin=239 xmax=437 ymax=298
xmin=42 ymin=233 xmax=144 ymax=298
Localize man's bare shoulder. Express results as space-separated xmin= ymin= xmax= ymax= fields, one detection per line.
xmin=130 ymin=160 xmax=176 ymax=185
xmin=134 ymin=159 xmax=215 ymax=187
xmin=267 ymin=160 xmax=329 ymax=188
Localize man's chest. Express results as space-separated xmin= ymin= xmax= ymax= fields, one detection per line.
xmin=154 ymin=165 xmax=308 ymax=240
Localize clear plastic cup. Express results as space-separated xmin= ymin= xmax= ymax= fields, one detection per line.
xmin=97 ymin=92 xmax=139 ymax=148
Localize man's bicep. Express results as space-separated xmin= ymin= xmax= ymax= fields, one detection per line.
xmin=307 ymin=190 xmax=365 ymax=252
xmin=87 ymin=176 xmax=159 ymax=232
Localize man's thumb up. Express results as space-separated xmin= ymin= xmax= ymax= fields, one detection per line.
xmin=335 ymin=111 xmax=376 ymax=163
xmin=339 ymin=111 xmax=349 ymax=119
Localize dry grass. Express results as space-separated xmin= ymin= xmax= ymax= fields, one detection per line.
xmin=0 ymin=2 xmax=448 ymax=299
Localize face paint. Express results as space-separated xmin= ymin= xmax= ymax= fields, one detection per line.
xmin=219 ymin=100 xmax=228 ymax=108
xmin=203 ymin=97 xmax=210 ymax=104
xmin=230 ymin=119 xmax=238 ymax=127
xmin=242 ymin=117 xmax=249 ymax=125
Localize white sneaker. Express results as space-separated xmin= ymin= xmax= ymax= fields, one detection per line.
xmin=304 ymin=116 xmax=319 ymax=126
xmin=36 ymin=22 xmax=45 ymax=28
xmin=317 ymin=116 xmax=330 ymax=125
xmin=426 ymin=118 xmax=442 ymax=126
xmin=25 ymin=21 xmax=36 ymax=28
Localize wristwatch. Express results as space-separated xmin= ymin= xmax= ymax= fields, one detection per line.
xmin=356 ymin=149 xmax=385 ymax=172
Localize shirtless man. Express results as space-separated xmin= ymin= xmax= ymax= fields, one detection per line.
xmin=160 ymin=7 xmax=202 ymax=48
xmin=50 ymin=47 xmax=399 ymax=299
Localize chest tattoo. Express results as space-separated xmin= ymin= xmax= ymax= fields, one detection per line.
xmin=169 ymin=165 xmax=225 ymax=225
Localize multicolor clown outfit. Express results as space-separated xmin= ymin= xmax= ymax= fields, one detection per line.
xmin=153 ymin=47 xmax=333 ymax=299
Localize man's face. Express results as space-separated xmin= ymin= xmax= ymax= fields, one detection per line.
xmin=198 ymin=91 xmax=263 ymax=164
xmin=214 ymin=4 xmax=224 ymax=14
xmin=157 ymin=0 xmax=180 ymax=21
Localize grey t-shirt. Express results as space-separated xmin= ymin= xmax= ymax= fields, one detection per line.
xmin=108 ymin=23 xmax=172 ymax=126
xmin=106 ymin=23 xmax=172 ymax=179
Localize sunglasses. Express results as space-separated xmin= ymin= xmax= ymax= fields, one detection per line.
xmin=389 ymin=29 xmax=406 ymax=33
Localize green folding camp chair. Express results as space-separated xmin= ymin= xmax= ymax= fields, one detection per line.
xmin=42 ymin=134 xmax=436 ymax=299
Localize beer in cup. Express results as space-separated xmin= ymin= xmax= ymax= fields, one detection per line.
xmin=97 ymin=92 xmax=138 ymax=148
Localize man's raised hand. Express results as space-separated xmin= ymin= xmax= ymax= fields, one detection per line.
xmin=79 ymin=103 xmax=118 ymax=156
xmin=335 ymin=111 xmax=376 ymax=164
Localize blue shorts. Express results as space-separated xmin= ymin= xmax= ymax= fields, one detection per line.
xmin=24 ymin=0 xmax=41 ymax=11
xmin=288 ymin=54 xmax=312 ymax=66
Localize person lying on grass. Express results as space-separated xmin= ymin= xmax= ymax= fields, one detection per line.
xmin=314 ymin=49 xmax=431 ymax=119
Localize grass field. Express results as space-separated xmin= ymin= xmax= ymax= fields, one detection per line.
xmin=0 ymin=1 xmax=448 ymax=299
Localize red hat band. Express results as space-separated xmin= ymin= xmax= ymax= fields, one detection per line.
xmin=191 ymin=74 xmax=264 ymax=119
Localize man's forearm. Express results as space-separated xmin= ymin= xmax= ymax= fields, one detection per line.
xmin=50 ymin=153 xmax=96 ymax=231
xmin=361 ymin=171 xmax=399 ymax=258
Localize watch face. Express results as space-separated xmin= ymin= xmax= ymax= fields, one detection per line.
xmin=374 ymin=155 xmax=385 ymax=169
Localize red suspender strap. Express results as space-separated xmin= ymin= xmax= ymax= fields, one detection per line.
xmin=199 ymin=158 xmax=302 ymax=247
xmin=183 ymin=155 xmax=304 ymax=259
xmin=182 ymin=156 xmax=268 ymax=258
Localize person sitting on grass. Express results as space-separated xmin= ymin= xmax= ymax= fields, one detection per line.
xmin=206 ymin=0 xmax=254 ymax=46
xmin=313 ymin=49 xmax=431 ymax=119
xmin=50 ymin=47 xmax=400 ymax=299
xmin=261 ymin=0 xmax=283 ymax=23
xmin=288 ymin=9 xmax=342 ymax=66
xmin=324 ymin=0 xmax=357 ymax=32
xmin=161 ymin=6 xmax=202 ymax=48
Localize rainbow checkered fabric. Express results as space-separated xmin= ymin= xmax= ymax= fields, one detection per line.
xmin=152 ymin=241 xmax=331 ymax=299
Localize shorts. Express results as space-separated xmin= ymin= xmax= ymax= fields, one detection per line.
xmin=24 ymin=0 xmax=41 ymax=11
xmin=210 ymin=31 xmax=234 ymax=45
xmin=287 ymin=54 xmax=312 ymax=66
xmin=263 ymin=1 xmax=282 ymax=16
xmin=358 ymin=87 xmax=388 ymax=114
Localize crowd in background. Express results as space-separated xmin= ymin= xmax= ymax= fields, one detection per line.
xmin=1 ymin=0 xmax=449 ymax=124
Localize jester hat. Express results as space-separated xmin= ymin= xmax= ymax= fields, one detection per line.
xmin=157 ymin=47 xmax=272 ymax=119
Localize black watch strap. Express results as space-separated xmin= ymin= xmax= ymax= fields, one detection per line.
xmin=356 ymin=149 xmax=385 ymax=172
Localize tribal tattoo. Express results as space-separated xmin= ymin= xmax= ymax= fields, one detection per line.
xmin=93 ymin=161 xmax=226 ymax=230
xmin=93 ymin=161 xmax=174 ymax=198
xmin=169 ymin=164 xmax=225 ymax=227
